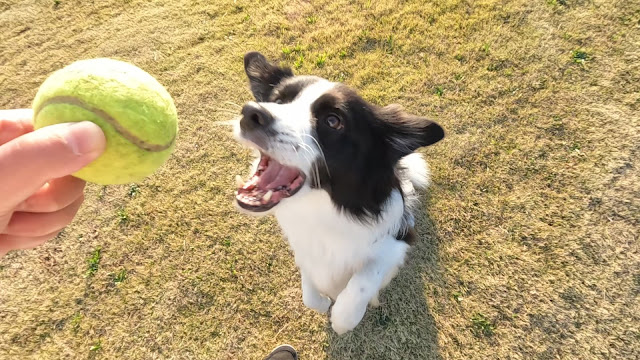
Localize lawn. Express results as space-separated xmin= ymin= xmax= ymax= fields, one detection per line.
xmin=0 ymin=0 xmax=638 ymax=359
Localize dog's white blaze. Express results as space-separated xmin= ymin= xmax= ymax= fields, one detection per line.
xmin=256 ymin=80 xmax=336 ymax=172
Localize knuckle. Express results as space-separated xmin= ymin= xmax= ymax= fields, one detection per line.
xmin=20 ymin=193 xmax=58 ymax=213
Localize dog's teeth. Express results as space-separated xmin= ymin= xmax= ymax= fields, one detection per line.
xmin=235 ymin=175 xmax=244 ymax=188
xmin=242 ymin=179 xmax=256 ymax=190
xmin=263 ymin=190 xmax=273 ymax=202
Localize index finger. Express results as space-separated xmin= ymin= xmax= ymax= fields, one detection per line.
xmin=0 ymin=109 xmax=34 ymax=145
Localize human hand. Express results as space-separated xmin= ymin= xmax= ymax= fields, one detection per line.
xmin=0 ymin=109 xmax=106 ymax=257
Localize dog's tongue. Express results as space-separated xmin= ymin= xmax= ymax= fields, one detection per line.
xmin=258 ymin=159 xmax=300 ymax=189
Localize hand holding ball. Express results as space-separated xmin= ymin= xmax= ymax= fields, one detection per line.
xmin=32 ymin=58 xmax=178 ymax=185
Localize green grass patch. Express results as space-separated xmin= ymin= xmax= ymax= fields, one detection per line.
xmin=471 ymin=313 xmax=495 ymax=337
xmin=70 ymin=313 xmax=82 ymax=334
xmin=315 ymin=53 xmax=327 ymax=68
xmin=117 ymin=208 xmax=129 ymax=225
xmin=294 ymin=55 xmax=304 ymax=69
xmin=113 ymin=269 xmax=127 ymax=284
xmin=86 ymin=247 xmax=101 ymax=277
xmin=572 ymin=49 xmax=589 ymax=65
xmin=127 ymin=184 xmax=140 ymax=198
xmin=89 ymin=340 xmax=102 ymax=353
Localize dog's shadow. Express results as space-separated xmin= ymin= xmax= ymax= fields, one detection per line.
xmin=326 ymin=195 xmax=443 ymax=360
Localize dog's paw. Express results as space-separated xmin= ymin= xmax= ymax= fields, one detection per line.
xmin=330 ymin=298 xmax=367 ymax=335
xmin=303 ymin=292 xmax=332 ymax=314
xmin=368 ymin=295 xmax=380 ymax=308
xmin=331 ymin=320 xmax=353 ymax=335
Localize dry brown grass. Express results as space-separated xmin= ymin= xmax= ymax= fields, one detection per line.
xmin=1 ymin=0 xmax=638 ymax=359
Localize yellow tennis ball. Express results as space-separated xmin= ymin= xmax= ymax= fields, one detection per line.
xmin=32 ymin=58 xmax=178 ymax=185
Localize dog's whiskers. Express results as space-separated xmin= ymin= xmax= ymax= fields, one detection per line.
xmin=223 ymin=101 xmax=242 ymax=109
xmin=300 ymin=133 xmax=331 ymax=180
xmin=215 ymin=108 xmax=240 ymax=115
xmin=288 ymin=141 xmax=318 ymax=187
xmin=212 ymin=116 xmax=241 ymax=127
xmin=295 ymin=141 xmax=321 ymax=187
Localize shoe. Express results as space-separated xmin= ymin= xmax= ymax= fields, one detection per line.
xmin=263 ymin=344 xmax=298 ymax=360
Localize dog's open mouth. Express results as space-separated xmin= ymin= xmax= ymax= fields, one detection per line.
xmin=235 ymin=152 xmax=306 ymax=212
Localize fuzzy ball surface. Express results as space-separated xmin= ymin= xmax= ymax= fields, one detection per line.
xmin=32 ymin=58 xmax=178 ymax=185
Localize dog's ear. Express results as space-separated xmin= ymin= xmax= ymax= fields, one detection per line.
xmin=378 ymin=104 xmax=444 ymax=161
xmin=244 ymin=52 xmax=293 ymax=102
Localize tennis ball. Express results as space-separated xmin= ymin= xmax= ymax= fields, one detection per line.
xmin=32 ymin=58 xmax=178 ymax=185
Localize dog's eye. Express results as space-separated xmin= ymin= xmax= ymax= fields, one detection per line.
xmin=326 ymin=114 xmax=343 ymax=130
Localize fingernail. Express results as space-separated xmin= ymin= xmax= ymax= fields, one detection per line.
xmin=63 ymin=121 xmax=106 ymax=156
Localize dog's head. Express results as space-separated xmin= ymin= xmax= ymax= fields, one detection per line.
xmin=234 ymin=52 xmax=444 ymax=218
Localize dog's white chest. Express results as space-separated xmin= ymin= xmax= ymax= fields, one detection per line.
xmin=274 ymin=189 xmax=403 ymax=298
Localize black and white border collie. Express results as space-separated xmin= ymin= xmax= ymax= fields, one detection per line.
xmin=233 ymin=52 xmax=444 ymax=334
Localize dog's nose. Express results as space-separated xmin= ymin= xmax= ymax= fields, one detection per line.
xmin=240 ymin=103 xmax=273 ymax=132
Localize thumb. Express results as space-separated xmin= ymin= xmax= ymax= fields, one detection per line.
xmin=0 ymin=121 xmax=106 ymax=212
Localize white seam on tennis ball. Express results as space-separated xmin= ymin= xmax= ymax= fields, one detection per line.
xmin=34 ymin=96 xmax=176 ymax=152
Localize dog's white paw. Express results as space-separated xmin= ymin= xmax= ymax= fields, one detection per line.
xmin=368 ymin=295 xmax=380 ymax=308
xmin=330 ymin=297 xmax=367 ymax=335
xmin=303 ymin=292 xmax=332 ymax=314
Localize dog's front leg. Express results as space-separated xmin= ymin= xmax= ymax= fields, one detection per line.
xmin=301 ymin=270 xmax=331 ymax=313
xmin=330 ymin=238 xmax=408 ymax=334
xmin=329 ymin=263 xmax=382 ymax=334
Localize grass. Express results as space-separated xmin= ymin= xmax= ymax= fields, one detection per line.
xmin=69 ymin=313 xmax=82 ymax=334
xmin=572 ymin=49 xmax=590 ymax=65
xmin=85 ymin=247 xmax=101 ymax=277
xmin=89 ymin=340 xmax=102 ymax=357
xmin=113 ymin=269 xmax=127 ymax=284
xmin=282 ymin=44 xmax=304 ymax=57
xmin=0 ymin=0 xmax=638 ymax=359
xmin=315 ymin=53 xmax=327 ymax=68
xmin=294 ymin=54 xmax=305 ymax=69
xmin=470 ymin=313 xmax=495 ymax=338
xmin=306 ymin=15 xmax=317 ymax=25
xmin=127 ymin=184 xmax=140 ymax=198
xmin=116 ymin=208 xmax=130 ymax=225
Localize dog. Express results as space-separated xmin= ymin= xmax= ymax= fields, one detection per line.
xmin=233 ymin=52 xmax=444 ymax=334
